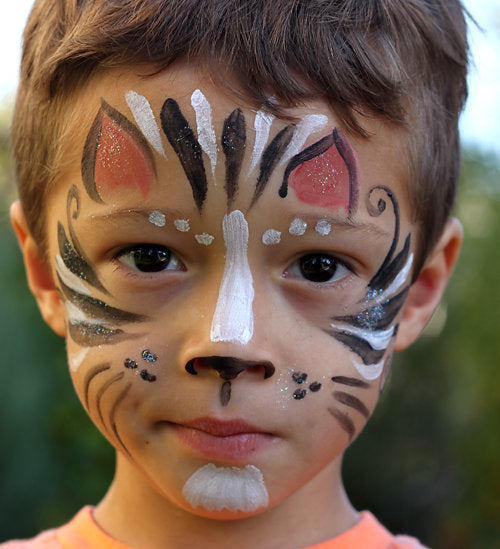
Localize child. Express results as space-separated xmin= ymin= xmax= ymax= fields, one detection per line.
xmin=4 ymin=0 xmax=469 ymax=547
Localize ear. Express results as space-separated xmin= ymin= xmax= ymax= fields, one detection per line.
xmin=10 ymin=201 xmax=66 ymax=337
xmin=394 ymin=217 xmax=463 ymax=351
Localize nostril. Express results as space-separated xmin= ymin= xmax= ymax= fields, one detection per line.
xmin=185 ymin=356 xmax=275 ymax=380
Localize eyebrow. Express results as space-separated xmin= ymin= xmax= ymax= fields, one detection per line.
xmin=88 ymin=208 xmax=187 ymax=223
xmin=289 ymin=213 xmax=391 ymax=238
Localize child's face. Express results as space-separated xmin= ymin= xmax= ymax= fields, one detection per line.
xmin=44 ymin=65 xmax=416 ymax=517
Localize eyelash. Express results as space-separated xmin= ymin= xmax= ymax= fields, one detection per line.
xmin=284 ymin=253 xmax=354 ymax=285
xmin=114 ymin=244 xmax=184 ymax=273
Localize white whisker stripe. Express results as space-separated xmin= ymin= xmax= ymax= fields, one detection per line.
xmin=330 ymin=323 xmax=395 ymax=351
xmin=125 ymin=90 xmax=165 ymax=157
xmin=55 ymin=255 xmax=91 ymax=296
xmin=248 ymin=109 xmax=275 ymax=174
xmin=371 ymin=253 xmax=414 ymax=304
xmin=191 ymin=89 xmax=218 ymax=177
xmin=65 ymin=300 xmax=109 ymax=327
xmin=353 ymin=358 xmax=385 ymax=381
xmin=69 ymin=348 xmax=90 ymax=372
xmin=279 ymin=114 xmax=328 ymax=166
xmin=182 ymin=464 xmax=269 ymax=512
xmin=210 ymin=210 xmax=254 ymax=345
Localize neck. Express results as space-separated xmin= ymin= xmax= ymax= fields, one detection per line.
xmin=94 ymin=454 xmax=358 ymax=549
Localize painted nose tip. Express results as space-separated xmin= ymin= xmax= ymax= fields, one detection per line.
xmin=185 ymin=356 xmax=275 ymax=380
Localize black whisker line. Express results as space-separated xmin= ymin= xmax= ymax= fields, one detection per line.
xmin=96 ymin=372 xmax=125 ymax=432
xmin=326 ymin=330 xmax=386 ymax=365
xmin=278 ymin=132 xmax=335 ymax=199
xmin=58 ymin=276 xmax=148 ymax=325
xmin=333 ymin=391 xmax=370 ymax=418
xmin=370 ymin=234 xmax=411 ymax=293
xmin=332 ymin=128 xmax=359 ymax=216
xmin=331 ymin=376 xmax=370 ymax=389
xmin=222 ymin=109 xmax=246 ymax=207
xmin=83 ymin=363 xmax=111 ymax=410
xmin=251 ymin=124 xmax=295 ymax=208
xmin=160 ymin=98 xmax=207 ymax=210
xmin=109 ymin=382 xmax=133 ymax=457
xmin=328 ymin=407 xmax=355 ymax=440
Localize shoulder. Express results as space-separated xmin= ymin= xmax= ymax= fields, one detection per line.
xmin=0 ymin=528 xmax=59 ymax=548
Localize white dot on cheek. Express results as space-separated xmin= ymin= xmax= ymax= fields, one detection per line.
xmin=262 ymin=229 xmax=281 ymax=245
xmin=315 ymin=219 xmax=331 ymax=236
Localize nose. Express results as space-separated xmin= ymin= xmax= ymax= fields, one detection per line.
xmin=185 ymin=356 xmax=275 ymax=407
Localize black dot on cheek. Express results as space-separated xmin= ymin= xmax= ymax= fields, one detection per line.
xmin=293 ymin=388 xmax=307 ymax=400
xmin=140 ymin=369 xmax=157 ymax=382
xmin=124 ymin=359 xmax=138 ymax=369
xmin=292 ymin=372 xmax=308 ymax=384
xmin=310 ymin=382 xmax=322 ymax=392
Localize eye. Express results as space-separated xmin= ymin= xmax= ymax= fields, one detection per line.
xmin=116 ymin=244 xmax=183 ymax=273
xmin=286 ymin=253 xmax=351 ymax=283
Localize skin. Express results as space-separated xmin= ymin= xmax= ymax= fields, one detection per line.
xmin=11 ymin=64 xmax=463 ymax=549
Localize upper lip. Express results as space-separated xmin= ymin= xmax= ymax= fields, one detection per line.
xmin=176 ymin=417 xmax=269 ymax=437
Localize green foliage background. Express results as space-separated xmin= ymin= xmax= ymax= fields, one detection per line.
xmin=0 ymin=102 xmax=498 ymax=547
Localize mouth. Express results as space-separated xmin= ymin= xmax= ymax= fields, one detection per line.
xmin=168 ymin=417 xmax=277 ymax=462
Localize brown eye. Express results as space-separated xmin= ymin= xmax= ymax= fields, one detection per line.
xmin=117 ymin=244 xmax=183 ymax=273
xmin=286 ymin=253 xmax=351 ymax=283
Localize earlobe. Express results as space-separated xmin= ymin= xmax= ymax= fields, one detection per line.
xmin=394 ymin=217 xmax=463 ymax=351
xmin=10 ymin=201 xmax=66 ymax=337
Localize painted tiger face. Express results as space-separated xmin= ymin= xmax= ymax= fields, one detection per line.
xmin=44 ymin=65 xmax=416 ymax=518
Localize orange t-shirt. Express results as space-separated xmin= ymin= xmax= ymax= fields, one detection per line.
xmin=0 ymin=507 xmax=428 ymax=548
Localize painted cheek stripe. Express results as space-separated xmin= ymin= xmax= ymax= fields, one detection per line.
xmin=210 ymin=210 xmax=254 ymax=345
xmin=248 ymin=109 xmax=275 ymax=175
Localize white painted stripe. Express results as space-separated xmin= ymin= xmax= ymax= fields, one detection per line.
xmin=182 ymin=464 xmax=269 ymax=512
xmin=352 ymin=358 xmax=385 ymax=381
xmin=65 ymin=300 xmax=108 ymax=327
xmin=191 ymin=89 xmax=218 ymax=177
xmin=55 ymin=255 xmax=91 ymax=296
xmin=279 ymin=114 xmax=328 ymax=166
xmin=372 ymin=253 xmax=414 ymax=304
xmin=210 ymin=210 xmax=254 ymax=345
xmin=69 ymin=348 xmax=90 ymax=372
xmin=125 ymin=90 xmax=165 ymax=157
xmin=330 ymin=322 xmax=395 ymax=351
xmin=248 ymin=109 xmax=275 ymax=174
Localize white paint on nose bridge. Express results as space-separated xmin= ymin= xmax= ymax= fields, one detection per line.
xmin=210 ymin=210 xmax=254 ymax=345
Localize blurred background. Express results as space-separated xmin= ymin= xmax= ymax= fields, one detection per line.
xmin=0 ymin=1 xmax=498 ymax=547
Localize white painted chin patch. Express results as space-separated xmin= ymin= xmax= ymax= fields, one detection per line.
xmin=182 ymin=464 xmax=269 ymax=513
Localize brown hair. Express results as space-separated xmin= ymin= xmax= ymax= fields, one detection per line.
xmin=12 ymin=0 xmax=469 ymax=272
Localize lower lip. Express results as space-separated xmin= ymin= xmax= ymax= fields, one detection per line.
xmin=169 ymin=424 xmax=276 ymax=461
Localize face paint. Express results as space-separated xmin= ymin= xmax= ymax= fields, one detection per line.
xmin=315 ymin=219 xmax=331 ymax=236
xmin=251 ymin=124 xmax=295 ymax=207
xmin=69 ymin=348 xmax=90 ymax=372
xmin=174 ymin=219 xmax=190 ymax=232
xmin=289 ymin=218 xmax=307 ymax=235
xmin=278 ymin=114 xmax=328 ymax=167
xmin=248 ymin=109 xmax=275 ymax=174
xmin=191 ymin=89 xmax=218 ymax=178
xmin=210 ymin=210 xmax=254 ymax=345
xmin=182 ymin=464 xmax=269 ymax=512
xmin=221 ymin=109 xmax=246 ymax=206
xmin=262 ymin=229 xmax=281 ymax=245
xmin=55 ymin=254 xmax=91 ymax=296
xmin=148 ymin=210 xmax=166 ymax=227
xmin=125 ymin=90 xmax=166 ymax=157
xmin=195 ymin=233 xmax=215 ymax=246
xmin=82 ymin=100 xmax=156 ymax=203
xmin=160 ymin=98 xmax=208 ymax=210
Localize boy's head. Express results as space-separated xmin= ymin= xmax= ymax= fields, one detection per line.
xmin=10 ymin=0 xmax=467 ymax=528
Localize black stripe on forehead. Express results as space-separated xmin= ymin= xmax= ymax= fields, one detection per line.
xmin=251 ymin=124 xmax=295 ymax=207
xmin=222 ymin=108 xmax=246 ymax=206
xmin=160 ymin=98 xmax=207 ymax=210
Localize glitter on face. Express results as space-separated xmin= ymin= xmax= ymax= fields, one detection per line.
xmin=262 ymin=229 xmax=281 ymax=245
xmin=148 ymin=210 xmax=166 ymax=227
xmin=142 ymin=349 xmax=158 ymax=362
xmin=174 ymin=219 xmax=190 ymax=232
xmin=289 ymin=218 xmax=307 ymax=235
xmin=315 ymin=219 xmax=331 ymax=236
xmin=195 ymin=233 xmax=215 ymax=246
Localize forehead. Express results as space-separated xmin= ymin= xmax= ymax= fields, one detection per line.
xmin=56 ymin=64 xmax=411 ymax=228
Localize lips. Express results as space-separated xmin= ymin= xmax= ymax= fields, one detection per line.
xmin=169 ymin=417 xmax=276 ymax=461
